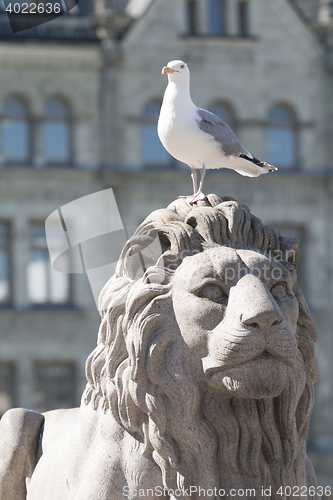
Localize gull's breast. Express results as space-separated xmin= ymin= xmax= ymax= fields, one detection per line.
xmin=158 ymin=107 xmax=223 ymax=169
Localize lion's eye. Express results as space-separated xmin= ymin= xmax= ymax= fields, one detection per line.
xmin=201 ymin=284 xmax=224 ymax=300
xmin=271 ymin=284 xmax=287 ymax=300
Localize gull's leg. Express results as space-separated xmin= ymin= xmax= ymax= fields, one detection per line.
xmin=178 ymin=167 xmax=198 ymax=200
xmin=178 ymin=166 xmax=207 ymax=204
xmin=190 ymin=165 xmax=206 ymax=204
xmin=198 ymin=165 xmax=206 ymax=193
xmin=191 ymin=167 xmax=198 ymax=195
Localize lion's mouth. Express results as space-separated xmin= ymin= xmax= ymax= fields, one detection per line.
xmin=203 ymin=350 xmax=276 ymax=375
xmin=202 ymin=325 xmax=298 ymax=375
xmin=205 ymin=352 xmax=288 ymax=399
xmin=203 ymin=349 xmax=280 ymax=374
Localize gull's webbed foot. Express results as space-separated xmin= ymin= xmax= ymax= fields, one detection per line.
xmin=178 ymin=190 xmax=207 ymax=205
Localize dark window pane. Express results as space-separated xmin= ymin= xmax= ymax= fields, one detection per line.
xmin=30 ymin=225 xmax=47 ymax=248
xmin=264 ymin=128 xmax=295 ymax=167
xmin=0 ymin=224 xmax=10 ymax=304
xmin=142 ymin=101 xmax=160 ymax=121
xmin=0 ymin=251 xmax=9 ymax=303
xmin=42 ymin=122 xmax=70 ymax=162
xmin=0 ymin=363 xmax=15 ymax=417
xmin=44 ymin=98 xmax=69 ymax=119
xmin=2 ymin=120 xmax=29 ymax=161
xmin=268 ymin=105 xmax=294 ymax=125
xmin=238 ymin=0 xmax=248 ymax=36
xmin=187 ymin=0 xmax=197 ymax=35
xmin=209 ymin=0 xmax=227 ymax=35
xmin=142 ymin=101 xmax=170 ymax=164
xmin=42 ymin=98 xmax=70 ymax=163
xmin=2 ymin=97 xmax=29 ymax=162
xmin=3 ymin=97 xmax=27 ymax=118
xmin=265 ymin=105 xmax=296 ymax=168
xmin=142 ymin=125 xmax=170 ymax=163
xmin=34 ymin=362 xmax=76 ymax=412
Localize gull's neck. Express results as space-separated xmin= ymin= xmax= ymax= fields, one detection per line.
xmin=164 ymin=80 xmax=195 ymax=110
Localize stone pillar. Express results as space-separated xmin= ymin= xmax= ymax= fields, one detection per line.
xmin=12 ymin=216 xmax=29 ymax=310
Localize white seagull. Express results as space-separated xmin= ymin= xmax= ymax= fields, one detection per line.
xmin=158 ymin=60 xmax=277 ymax=204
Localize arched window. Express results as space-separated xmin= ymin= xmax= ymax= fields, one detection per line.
xmin=208 ymin=102 xmax=236 ymax=129
xmin=208 ymin=0 xmax=227 ymax=35
xmin=42 ymin=98 xmax=70 ymax=163
xmin=264 ymin=104 xmax=296 ymax=168
xmin=2 ymin=97 xmax=29 ymax=162
xmin=141 ymin=100 xmax=170 ymax=165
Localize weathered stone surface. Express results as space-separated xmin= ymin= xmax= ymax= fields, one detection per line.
xmin=0 ymin=196 xmax=321 ymax=499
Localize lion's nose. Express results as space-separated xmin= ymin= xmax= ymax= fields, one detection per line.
xmin=241 ymin=309 xmax=283 ymax=332
xmin=235 ymin=275 xmax=284 ymax=334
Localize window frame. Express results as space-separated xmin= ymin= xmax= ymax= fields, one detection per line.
xmin=1 ymin=96 xmax=31 ymax=166
xmin=186 ymin=0 xmax=198 ymax=35
xmin=0 ymin=221 xmax=12 ymax=308
xmin=141 ymin=99 xmax=172 ymax=167
xmin=208 ymin=0 xmax=227 ymax=36
xmin=27 ymin=221 xmax=73 ymax=309
xmin=264 ymin=103 xmax=298 ymax=169
xmin=42 ymin=96 xmax=73 ymax=167
xmin=238 ymin=0 xmax=249 ymax=37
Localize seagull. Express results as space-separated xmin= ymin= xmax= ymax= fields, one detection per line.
xmin=158 ymin=60 xmax=277 ymax=204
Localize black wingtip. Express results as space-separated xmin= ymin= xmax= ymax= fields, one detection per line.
xmin=239 ymin=154 xmax=278 ymax=172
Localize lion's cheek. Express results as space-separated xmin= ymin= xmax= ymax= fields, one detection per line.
xmin=207 ymin=355 xmax=287 ymax=399
xmin=172 ymin=291 xmax=225 ymax=353
xmin=279 ymin=294 xmax=299 ymax=334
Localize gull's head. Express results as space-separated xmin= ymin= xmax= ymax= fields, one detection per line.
xmin=161 ymin=60 xmax=190 ymax=84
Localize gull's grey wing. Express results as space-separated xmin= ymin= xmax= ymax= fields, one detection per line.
xmin=196 ymin=108 xmax=251 ymax=157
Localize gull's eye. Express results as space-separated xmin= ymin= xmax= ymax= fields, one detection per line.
xmin=271 ymin=283 xmax=287 ymax=300
xmin=180 ymin=64 xmax=185 ymax=69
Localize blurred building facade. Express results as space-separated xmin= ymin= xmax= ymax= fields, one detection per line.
xmin=0 ymin=0 xmax=332 ymax=488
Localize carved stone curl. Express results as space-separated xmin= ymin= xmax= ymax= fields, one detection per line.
xmin=0 ymin=195 xmax=320 ymax=500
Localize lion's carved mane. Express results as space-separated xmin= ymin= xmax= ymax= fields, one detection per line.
xmin=83 ymin=195 xmax=319 ymax=500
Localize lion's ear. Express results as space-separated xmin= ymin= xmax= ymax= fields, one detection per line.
xmin=279 ymin=236 xmax=299 ymax=271
xmin=122 ymin=230 xmax=165 ymax=281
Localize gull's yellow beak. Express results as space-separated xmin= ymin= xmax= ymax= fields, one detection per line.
xmin=162 ymin=66 xmax=180 ymax=75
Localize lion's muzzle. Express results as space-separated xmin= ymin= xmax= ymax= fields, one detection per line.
xmin=203 ymin=274 xmax=298 ymax=374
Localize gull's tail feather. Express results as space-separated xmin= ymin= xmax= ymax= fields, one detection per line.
xmin=239 ymin=154 xmax=278 ymax=172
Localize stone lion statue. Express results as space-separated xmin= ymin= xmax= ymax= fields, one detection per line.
xmin=0 ymin=195 xmax=321 ymax=500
